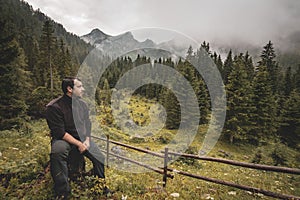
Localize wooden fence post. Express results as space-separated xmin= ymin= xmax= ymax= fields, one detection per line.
xmin=163 ymin=147 xmax=169 ymax=187
xmin=106 ymin=135 xmax=110 ymax=168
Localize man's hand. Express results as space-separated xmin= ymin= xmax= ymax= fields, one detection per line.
xmin=78 ymin=142 xmax=88 ymax=154
xmin=83 ymin=137 xmax=90 ymax=149
xmin=62 ymin=132 xmax=87 ymax=154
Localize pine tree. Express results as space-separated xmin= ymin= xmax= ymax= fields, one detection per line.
xmin=223 ymin=50 xmax=233 ymax=84
xmin=38 ymin=20 xmax=56 ymax=96
xmin=244 ymin=51 xmax=255 ymax=79
xmin=279 ymin=90 xmax=300 ymax=148
xmin=177 ymin=59 xmax=210 ymax=125
xmin=51 ymin=38 xmax=73 ymax=87
xmin=160 ymin=88 xmax=181 ymax=130
xmin=216 ymin=54 xmax=223 ymax=77
xmin=25 ymin=36 xmax=40 ymax=86
xmin=100 ymin=78 xmax=111 ymax=106
xmin=186 ymin=45 xmax=194 ymax=61
xmin=251 ymin=65 xmax=278 ymax=144
xmin=284 ymin=67 xmax=293 ymax=96
xmin=195 ymin=76 xmax=210 ymax=124
xmin=0 ymin=20 xmax=30 ymax=129
xmin=225 ymin=54 xmax=255 ymax=143
xmin=258 ymin=41 xmax=279 ymax=93
xmin=293 ymin=65 xmax=300 ymax=92
xmin=201 ymin=41 xmax=211 ymax=55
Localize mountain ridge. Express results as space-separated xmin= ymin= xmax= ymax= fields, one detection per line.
xmin=80 ymin=27 xmax=300 ymax=69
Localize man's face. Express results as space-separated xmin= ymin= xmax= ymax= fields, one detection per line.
xmin=72 ymin=79 xmax=85 ymax=98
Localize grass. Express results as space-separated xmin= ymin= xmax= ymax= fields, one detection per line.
xmin=0 ymin=95 xmax=299 ymax=199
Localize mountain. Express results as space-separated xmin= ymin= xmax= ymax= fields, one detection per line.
xmin=81 ymin=28 xmax=111 ymax=45
xmin=80 ymin=29 xmax=187 ymax=60
xmin=82 ymin=28 xmax=300 ymax=71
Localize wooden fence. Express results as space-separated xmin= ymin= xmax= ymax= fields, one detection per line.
xmin=92 ymin=135 xmax=300 ymax=200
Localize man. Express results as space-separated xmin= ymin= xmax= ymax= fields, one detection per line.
xmin=45 ymin=77 xmax=109 ymax=199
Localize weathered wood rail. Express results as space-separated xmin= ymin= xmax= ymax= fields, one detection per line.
xmin=92 ymin=135 xmax=300 ymax=200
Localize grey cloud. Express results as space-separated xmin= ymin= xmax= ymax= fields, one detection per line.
xmin=25 ymin=0 xmax=300 ymax=45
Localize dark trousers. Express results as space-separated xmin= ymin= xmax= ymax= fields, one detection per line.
xmin=50 ymin=139 xmax=105 ymax=196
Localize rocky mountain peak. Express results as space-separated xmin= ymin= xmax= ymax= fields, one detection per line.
xmin=81 ymin=28 xmax=111 ymax=45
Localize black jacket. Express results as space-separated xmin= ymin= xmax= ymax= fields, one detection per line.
xmin=45 ymin=94 xmax=91 ymax=140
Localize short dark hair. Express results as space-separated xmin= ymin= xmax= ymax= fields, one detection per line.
xmin=61 ymin=77 xmax=81 ymax=94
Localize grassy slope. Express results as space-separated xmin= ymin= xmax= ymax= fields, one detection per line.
xmin=0 ymin=96 xmax=299 ymax=199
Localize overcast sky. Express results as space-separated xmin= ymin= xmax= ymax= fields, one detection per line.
xmin=24 ymin=0 xmax=300 ymax=45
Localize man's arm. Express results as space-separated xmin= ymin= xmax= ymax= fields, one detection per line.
xmin=45 ymin=105 xmax=66 ymax=139
xmin=46 ymin=105 xmax=88 ymax=153
xmin=63 ymin=132 xmax=87 ymax=153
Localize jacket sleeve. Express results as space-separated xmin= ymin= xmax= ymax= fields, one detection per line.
xmin=45 ymin=105 xmax=66 ymax=139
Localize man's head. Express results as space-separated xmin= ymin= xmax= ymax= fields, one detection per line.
xmin=62 ymin=77 xmax=85 ymax=98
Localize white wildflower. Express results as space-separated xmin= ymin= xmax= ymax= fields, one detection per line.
xmin=170 ymin=193 xmax=180 ymax=198
xmin=257 ymin=193 xmax=264 ymax=197
xmin=202 ymin=194 xmax=214 ymax=200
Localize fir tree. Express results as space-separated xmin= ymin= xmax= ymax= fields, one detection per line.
xmin=216 ymin=54 xmax=223 ymax=77
xmin=284 ymin=67 xmax=293 ymax=96
xmin=38 ymin=20 xmax=56 ymax=96
xmin=225 ymin=54 xmax=255 ymax=143
xmin=279 ymin=90 xmax=300 ymax=148
xmin=186 ymin=45 xmax=194 ymax=61
xmin=201 ymin=41 xmax=211 ymax=55
xmin=160 ymin=88 xmax=181 ymax=130
xmin=258 ymin=41 xmax=279 ymax=93
xmin=194 ymin=76 xmax=210 ymax=124
xmin=293 ymin=65 xmax=300 ymax=92
xmin=244 ymin=51 xmax=255 ymax=79
xmin=55 ymin=39 xmax=69 ymax=77
xmin=0 ymin=20 xmax=30 ymax=129
xmin=25 ymin=36 xmax=40 ymax=85
xmin=252 ymin=66 xmax=278 ymax=144
xmin=223 ymin=50 xmax=233 ymax=84
xmin=100 ymin=78 xmax=111 ymax=106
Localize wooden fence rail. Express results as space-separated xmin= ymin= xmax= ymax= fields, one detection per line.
xmin=100 ymin=149 xmax=173 ymax=178
xmin=166 ymin=151 xmax=300 ymax=175
xmin=166 ymin=168 xmax=299 ymax=200
xmin=92 ymin=135 xmax=300 ymax=200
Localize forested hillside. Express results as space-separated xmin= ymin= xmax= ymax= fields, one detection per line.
xmin=96 ymin=42 xmax=300 ymax=151
xmin=0 ymin=0 xmax=92 ymax=129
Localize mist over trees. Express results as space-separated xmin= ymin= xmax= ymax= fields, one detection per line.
xmin=0 ymin=0 xmax=299 ymax=150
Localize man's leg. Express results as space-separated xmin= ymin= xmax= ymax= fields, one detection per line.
xmin=50 ymin=140 xmax=72 ymax=197
xmin=84 ymin=140 xmax=105 ymax=178
xmin=84 ymin=141 xmax=113 ymax=196
xmin=68 ymin=147 xmax=85 ymax=181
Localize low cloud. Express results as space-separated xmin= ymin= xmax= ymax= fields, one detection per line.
xmin=25 ymin=0 xmax=300 ymax=45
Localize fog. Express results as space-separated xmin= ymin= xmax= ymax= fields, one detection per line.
xmin=25 ymin=0 xmax=300 ymax=47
